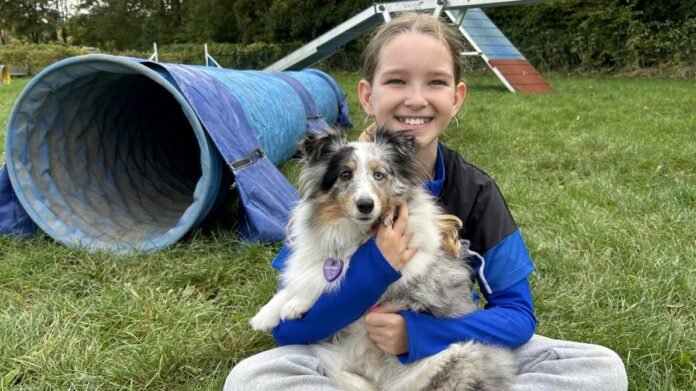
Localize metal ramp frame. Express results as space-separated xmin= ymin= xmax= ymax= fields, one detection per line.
xmin=265 ymin=0 xmax=553 ymax=93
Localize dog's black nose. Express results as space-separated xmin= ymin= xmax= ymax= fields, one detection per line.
xmin=356 ymin=198 xmax=374 ymax=214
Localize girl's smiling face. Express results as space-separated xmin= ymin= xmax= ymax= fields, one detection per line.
xmin=359 ymin=32 xmax=466 ymax=152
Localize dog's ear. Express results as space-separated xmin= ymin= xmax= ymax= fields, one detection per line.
xmin=300 ymin=127 xmax=346 ymax=163
xmin=374 ymin=125 xmax=417 ymax=159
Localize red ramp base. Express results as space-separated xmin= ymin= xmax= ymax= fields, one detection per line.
xmin=488 ymin=59 xmax=552 ymax=94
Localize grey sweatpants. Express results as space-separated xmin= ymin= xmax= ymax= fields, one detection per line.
xmin=224 ymin=335 xmax=627 ymax=390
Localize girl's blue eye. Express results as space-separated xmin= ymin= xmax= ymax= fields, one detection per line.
xmin=374 ymin=171 xmax=385 ymax=181
xmin=430 ymin=79 xmax=447 ymax=86
xmin=386 ymin=79 xmax=405 ymax=85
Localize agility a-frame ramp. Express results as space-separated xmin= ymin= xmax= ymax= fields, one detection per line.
xmin=265 ymin=0 xmax=553 ymax=93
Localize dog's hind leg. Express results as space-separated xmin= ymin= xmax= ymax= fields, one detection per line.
xmin=335 ymin=371 xmax=378 ymax=391
xmin=422 ymin=342 xmax=517 ymax=391
xmin=313 ymin=343 xmax=378 ymax=391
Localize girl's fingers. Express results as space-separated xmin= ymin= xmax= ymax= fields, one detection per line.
xmin=369 ymin=334 xmax=389 ymax=346
xmin=374 ymin=203 xmax=417 ymax=270
xmin=401 ymin=232 xmax=414 ymax=247
xmin=372 ymin=303 xmax=407 ymax=313
xmin=382 ymin=214 xmax=394 ymax=229
xmin=403 ymin=247 xmax=418 ymax=262
xmin=366 ymin=327 xmax=395 ymax=341
xmin=401 ymin=233 xmax=418 ymax=261
xmin=365 ymin=312 xmax=391 ymax=327
xmin=393 ymin=202 xmax=409 ymax=233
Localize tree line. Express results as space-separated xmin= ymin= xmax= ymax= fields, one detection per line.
xmin=0 ymin=0 xmax=374 ymax=50
xmin=1 ymin=0 xmax=694 ymax=72
xmin=487 ymin=0 xmax=696 ymax=71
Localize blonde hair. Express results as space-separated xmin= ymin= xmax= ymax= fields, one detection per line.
xmin=362 ymin=12 xmax=465 ymax=84
xmin=359 ymin=13 xmax=465 ymax=140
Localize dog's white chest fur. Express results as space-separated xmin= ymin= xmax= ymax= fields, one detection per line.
xmin=249 ymin=128 xmax=516 ymax=390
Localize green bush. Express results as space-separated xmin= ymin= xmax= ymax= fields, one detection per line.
xmin=626 ymin=18 xmax=696 ymax=68
xmin=115 ymin=41 xmax=371 ymax=72
xmin=115 ymin=42 xmax=303 ymax=69
xmin=487 ymin=1 xmax=696 ymax=73
xmin=0 ymin=43 xmax=89 ymax=75
xmin=0 ymin=42 xmax=306 ymax=75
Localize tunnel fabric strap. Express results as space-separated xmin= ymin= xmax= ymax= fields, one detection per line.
xmin=0 ymin=163 xmax=37 ymax=236
xmin=303 ymin=69 xmax=353 ymax=128
xmin=149 ymin=62 xmax=299 ymax=242
xmin=272 ymin=73 xmax=329 ymax=132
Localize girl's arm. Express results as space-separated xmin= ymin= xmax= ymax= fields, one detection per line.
xmin=396 ymin=276 xmax=536 ymax=363
xmin=271 ymin=203 xmax=413 ymax=345
xmin=393 ymin=227 xmax=537 ymax=363
xmin=270 ymin=237 xmax=402 ymax=345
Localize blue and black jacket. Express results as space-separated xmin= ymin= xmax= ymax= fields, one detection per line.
xmin=270 ymin=143 xmax=536 ymax=364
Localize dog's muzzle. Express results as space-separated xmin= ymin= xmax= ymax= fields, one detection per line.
xmin=356 ymin=198 xmax=374 ymax=214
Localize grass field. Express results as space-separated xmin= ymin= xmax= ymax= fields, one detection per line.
xmin=1 ymin=73 xmax=695 ymax=390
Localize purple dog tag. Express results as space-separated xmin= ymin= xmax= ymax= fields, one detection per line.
xmin=323 ymin=258 xmax=344 ymax=282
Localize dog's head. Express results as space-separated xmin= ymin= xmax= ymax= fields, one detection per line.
xmin=298 ymin=126 xmax=421 ymax=227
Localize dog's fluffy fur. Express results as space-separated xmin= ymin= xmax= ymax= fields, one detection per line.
xmin=250 ymin=127 xmax=516 ymax=390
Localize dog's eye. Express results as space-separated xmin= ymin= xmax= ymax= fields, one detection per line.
xmin=339 ymin=170 xmax=352 ymax=181
xmin=373 ymin=171 xmax=385 ymax=181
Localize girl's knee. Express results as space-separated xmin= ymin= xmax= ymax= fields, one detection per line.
xmin=224 ymin=355 xmax=260 ymax=391
xmin=595 ymin=344 xmax=624 ymax=366
xmin=594 ymin=345 xmax=628 ymax=390
xmin=224 ymin=345 xmax=320 ymax=391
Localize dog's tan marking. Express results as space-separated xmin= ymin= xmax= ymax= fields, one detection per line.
xmin=368 ymin=159 xmax=381 ymax=173
xmin=437 ymin=214 xmax=463 ymax=258
xmin=346 ymin=159 xmax=357 ymax=173
xmin=314 ymin=193 xmax=347 ymax=227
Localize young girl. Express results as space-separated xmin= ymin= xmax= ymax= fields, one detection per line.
xmin=226 ymin=13 xmax=627 ymax=391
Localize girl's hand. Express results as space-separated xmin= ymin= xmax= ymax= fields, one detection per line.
xmin=365 ymin=305 xmax=409 ymax=355
xmin=375 ymin=202 xmax=417 ymax=271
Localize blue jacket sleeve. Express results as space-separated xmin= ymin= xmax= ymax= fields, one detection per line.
xmin=271 ymin=236 xmax=402 ymax=345
xmin=397 ymin=277 xmax=536 ymax=364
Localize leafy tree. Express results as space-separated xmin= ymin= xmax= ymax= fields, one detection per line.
xmin=0 ymin=0 xmax=18 ymax=44
xmin=142 ymin=0 xmax=184 ymax=45
xmin=55 ymin=0 xmax=694 ymax=71
xmin=52 ymin=0 xmax=73 ymax=43
xmin=209 ymin=0 xmax=241 ymax=43
xmin=265 ymin=0 xmax=372 ymax=42
xmin=233 ymin=0 xmax=273 ymax=43
xmin=1 ymin=0 xmax=59 ymax=43
xmin=70 ymin=0 xmax=149 ymax=50
xmin=179 ymin=0 xmax=240 ymax=43
xmin=633 ymin=0 xmax=696 ymax=22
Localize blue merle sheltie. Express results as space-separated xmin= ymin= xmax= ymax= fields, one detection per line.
xmin=250 ymin=126 xmax=516 ymax=390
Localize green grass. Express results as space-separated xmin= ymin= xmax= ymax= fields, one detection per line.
xmin=0 ymin=79 xmax=30 ymax=157
xmin=1 ymin=73 xmax=695 ymax=390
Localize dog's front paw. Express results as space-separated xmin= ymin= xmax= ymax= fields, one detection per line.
xmin=249 ymin=307 xmax=281 ymax=332
xmin=337 ymin=371 xmax=378 ymax=391
xmin=280 ymin=296 xmax=313 ymax=320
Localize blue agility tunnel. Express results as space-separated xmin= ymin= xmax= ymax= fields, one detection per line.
xmin=1 ymin=54 xmax=350 ymax=253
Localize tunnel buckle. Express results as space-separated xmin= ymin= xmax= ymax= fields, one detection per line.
xmin=229 ymin=148 xmax=266 ymax=173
